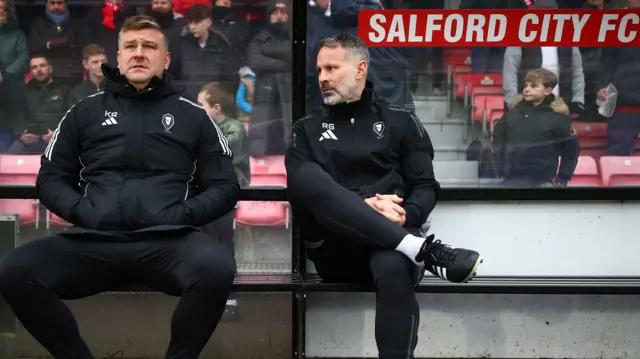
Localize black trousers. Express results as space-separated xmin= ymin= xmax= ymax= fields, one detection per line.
xmin=0 ymin=229 xmax=236 ymax=359
xmin=289 ymin=162 xmax=421 ymax=359
xmin=201 ymin=208 xmax=237 ymax=301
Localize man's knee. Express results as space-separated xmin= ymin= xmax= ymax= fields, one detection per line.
xmin=288 ymin=162 xmax=331 ymax=200
xmin=369 ymin=251 xmax=416 ymax=292
xmin=182 ymin=235 xmax=237 ymax=289
xmin=0 ymin=247 xmax=40 ymax=293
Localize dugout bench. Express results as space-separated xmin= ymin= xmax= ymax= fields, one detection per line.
xmin=1 ymin=186 xmax=640 ymax=359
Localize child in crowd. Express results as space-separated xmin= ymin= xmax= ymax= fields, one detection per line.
xmin=236 ymin=66 xmax=255 ymax=122
xmin=492 ymin=68 xmax=579 ymax=188
xmin=197 ymin=82 xmax=250 ymax=317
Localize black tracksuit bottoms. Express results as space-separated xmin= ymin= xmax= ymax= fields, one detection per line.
xmin=0 ymin=228 xmax=236 ymax=359
xmin=288 ymin=162 xmax=422 ymax=359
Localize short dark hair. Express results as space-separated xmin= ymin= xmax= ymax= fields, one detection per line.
xmin=524 ymin=68 xmax=558 ymax=89
xmin=82 ymin=44 xmax=106 ymax=60
xmin=199 ymin=82 xmax=234 ymax=115
xmin=29 ymin=53 xmax=49 ymax=64
xmin=119 ymin=15 xmax=168 ymax=51
xmin=318 ymin=33 xmax=370 ymax=63
xmin=185 ymin=4 xmax=212 ymax=22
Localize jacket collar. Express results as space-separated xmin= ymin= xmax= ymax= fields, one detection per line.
xmin=102 ymin=64 xmax=176 ymax=99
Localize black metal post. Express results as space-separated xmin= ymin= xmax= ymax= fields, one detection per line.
xmin=291 ymin=1 xmax=307 ymax=358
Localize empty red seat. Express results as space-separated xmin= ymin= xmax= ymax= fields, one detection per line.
xmin=567 ymin=156 xmax=601 ymax=187
xmin=472 ymin=94 xmax=504 ymax=124
xmin=572 ymin=122 xmax=607 ymax=147
xmin=458 ymin=74 xmax=503 ymax=101
xmin=0 ymin=155 xmax=42 ymax=226
xmin=234 ymin=201 xmax=289 ymax=229
xmin=599 ymin=156 xmax=640 ymax=186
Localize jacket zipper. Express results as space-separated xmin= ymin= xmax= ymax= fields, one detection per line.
xmin=351 ymin=118 xmax=365 ymax=193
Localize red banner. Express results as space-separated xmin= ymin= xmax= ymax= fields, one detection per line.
xmin=357 ymin=9 xmax=640 ymax=47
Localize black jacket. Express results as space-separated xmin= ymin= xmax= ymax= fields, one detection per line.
xmin=285 ymin=82 xmax=440 ymax=229
xmin=24 ymin=79 xmax=70 ymax=134
xmin=36 ymin=64 xmax=240 ymax=237
xmin=493 ymin=95 xmax=579 ymax=185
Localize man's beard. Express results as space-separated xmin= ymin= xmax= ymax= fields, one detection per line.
xmin=321 ymin=70 xmax=357 ymax=106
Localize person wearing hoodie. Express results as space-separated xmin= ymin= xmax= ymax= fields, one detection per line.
xmin=493 ymin=68 xmax=580 ymax=188
xmin=27 ymin=0 xmax=83 ymax=84
xmin=66 ymin=44 xmax=107 ymax=108
xmin=0 ymin=15 xmax=239 ymax=359
xmin=596 ymin=0 xmax=640 ymax=155
xmin=246 ymin=0 xmax=292 ymax=156
xmin=236 ymin=65 xmax=255 ymax=121
xmin=306 ymin=0 xmax=429 ymax=111
xmin=0 ymin=0 xmax=28 ymax=152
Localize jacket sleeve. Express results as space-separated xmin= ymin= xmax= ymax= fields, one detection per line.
xmin=5 ymin=30 xmax=29 ymax=76
xmin=35 ymin=105 xmax=83 ymax=222
xmin=184 ymin=113 xmax=241 ymax=226
xmin=400 ymin=111 xmax=441 ymax=228
xmin=284 ymin=119 xmax=312 ymax=183
xmin=555 ymin=120 xmax=580 ymax=184
xmin=570 ymin=47 xmax=585 ymax=104
xmin=247 ymin=36 xmax=290 ymax=73
xmin=503 ymin=47 xmax=521 ymax=105
xmin=27 ymin=19 xmax=49 ymax=56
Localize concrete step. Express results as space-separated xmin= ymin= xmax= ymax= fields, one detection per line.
xmin=433 ymin=145 xmax=468 ymax=161
xmin=433 ymin=160 xmax=478 ymax=179
xmin=414 ymin=97 xmax=448 ymax=123
xmin=438 ymin=178 xmax=504 ymax=188
xmin=422 ymin=119 xmax=466 ymax=147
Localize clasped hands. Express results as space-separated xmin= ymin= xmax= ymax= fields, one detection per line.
xmin=365 ymin=193 xmax=406 ymax=226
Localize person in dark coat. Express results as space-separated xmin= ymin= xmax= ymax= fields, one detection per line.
xmin=0 ymin=0 xmax=28 ymax=152
xmin=66 ymin=44 xmax=107 ymax=108
xmin=246 ymin=0 xmax=291 ymax=157
xmin=27 ymin=0 xmax=83 ymax=84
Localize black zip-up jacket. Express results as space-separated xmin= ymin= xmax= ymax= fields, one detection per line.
xmin=36 ymin=64 xmax=240 ymax=237
xmin=493 ymin=94 xmax=580 ymax=185
xmin=285 ymin=82 xmax=440 ymax=229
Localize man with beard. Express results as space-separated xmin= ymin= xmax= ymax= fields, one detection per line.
xmin=8 ymin=54 xmax=69 ymax=154
xmin=285 ymin=33 xmax=483 ymax=359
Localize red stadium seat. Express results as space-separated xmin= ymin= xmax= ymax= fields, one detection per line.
xmin=599 ymin=156 xmax=640 ymax=186
xmin=572 ymin=122 xmax=607 ymax=147
xmin=470 ymin=86 xmax=503 ymax=114
xmin=0 ymin=155 xmax=41 ymax=227
xmin=567 ymin=156 xmax=601 ymax=187
xmin=237 ymin=156 xmax=289 ymax=228
xmin=457 ymin=73 xmax=503 ymax=102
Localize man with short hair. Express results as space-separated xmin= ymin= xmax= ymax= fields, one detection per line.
xmin=0 ymin=15 xmax=240 ymax=359
xmin=8 ymin=54 xmax=69 ymax=154
xmin=66 ymin=44 xmax=108 ymax=107
xmin=286 ymin=33 xmax=483 ymax=359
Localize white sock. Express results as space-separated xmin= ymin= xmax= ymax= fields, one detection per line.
xmin=395 ymin=234 xmax=425 ymax=265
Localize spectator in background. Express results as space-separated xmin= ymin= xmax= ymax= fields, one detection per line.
xmin=247 ymin=0 xmax=291 ymax=157
xmin=197 ymin=82 xmax=250 ymax=318
xmin=459 ymin=0 xmax=508 ymax=74
xmin=180 ymin=4 xmax=236 ymax=100
xmin=579 ymin=0 xmax=621 ymax=122
xmin=0 ymin=0 xmax=28 ymax=153
xmin=306 ymin=0 xmax=428 ymax=111
xmin=503 ymin=0 xmax=585 ymax=116
xmin=147 ymin=0 xmax=185 ymax=79
xmin=66 ymin=44 xmax=107 ymax=108
xmin=8 ymin=55 xmax=69 ymax=154
xmin=211 ymin=0 xmax=252 ymax=64
xmin=28 ymin=0 xmax=82 ymax=85
xmin=236 ymin=66 xmax=255 ymax=121
xmin=493 ymin=68 xmax=579 ymax=188
xmin=82 ymin=0 xmax=136 ymax=65
xmin=598 ymin=0 xmax=640 ymax=155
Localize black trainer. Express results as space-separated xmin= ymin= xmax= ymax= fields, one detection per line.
xmin=415 ymin=234 xmax=482 ymax=283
